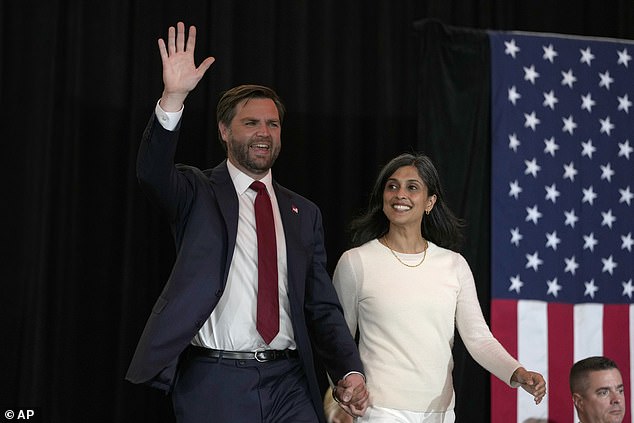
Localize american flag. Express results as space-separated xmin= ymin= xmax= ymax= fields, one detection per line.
xmin=489 ymin=31 xmax=634 ymax=422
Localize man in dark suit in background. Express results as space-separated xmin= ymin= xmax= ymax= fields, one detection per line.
xmin=126 ymin=22 xmax=368 ymax=423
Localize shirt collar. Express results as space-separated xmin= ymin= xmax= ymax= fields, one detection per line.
xmin=226 ymin=159 xmax=274 ymax=195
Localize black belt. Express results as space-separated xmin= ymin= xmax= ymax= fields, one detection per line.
xmin=188 ymin=346 xmax=298 ymax=363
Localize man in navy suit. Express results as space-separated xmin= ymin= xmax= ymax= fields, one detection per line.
xmin=126 ymin=22 xmax=368 ymax=423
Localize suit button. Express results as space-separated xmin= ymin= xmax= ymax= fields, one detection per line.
xmin=215 ymin=290 xmax=223 ymax=297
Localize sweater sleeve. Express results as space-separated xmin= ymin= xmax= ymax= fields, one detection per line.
xmin=332 ymin=250 xmax=360 ymax=339
xmin=454 ymin=254 xmax=521 ymax=387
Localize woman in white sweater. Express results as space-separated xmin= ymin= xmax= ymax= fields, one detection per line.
xmin=332 ymin=153 xmax=546 ymax=422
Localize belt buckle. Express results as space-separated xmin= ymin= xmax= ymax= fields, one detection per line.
xmin=254 ymin=349 xmax=268 ymax=363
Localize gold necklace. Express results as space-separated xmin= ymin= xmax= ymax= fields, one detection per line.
xmin=382 ymin=236 xmax=428 ymax=268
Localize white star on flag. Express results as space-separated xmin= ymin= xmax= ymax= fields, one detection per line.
xmin=599 ymin=70 xmax=614 ymax=89
xmin=542 ymin=44 xmax=558 ymax=63
xmin=542 ymin=90 xmax=558 ymax=109
xmin=561 ymin=69 xmax=577 ymax=87
xmin=524 ymin=65 xmax=540 ymax=84
xmin=619 ymin=186 xmax=633 ymax=205
xmin=581 ymin=92 xmax=596 ymax=111
xmin=543 ymin=137 xmax=559 ymax=156
xmin=617 ymin=48 xmax=632 ymax=67
xmin=524 ymin=158 xmax=540 ymax=177
xmin=583 ymin=232 xmax=599 ymax=252
xmin=508 ymin=86 xmax=521 ymax=105
xmin=525 ymin=205 xmax=542 ymax=224
xmin=504 ymin=39 xmax=520 ymax=58
xmin=580 ymin=47 xmax=595 ymax=65
xmin=617 ymin=94 xmax=632 ymax=112
xmin=509 ymin=180 xmax=522 ymax=199
xmin=581 ymin=139 xmax=596 ymax=158
xmin=584 ymin=279 xmax=599 ymax=298
xmin=562 ymin=115 xmax=577 ymax=134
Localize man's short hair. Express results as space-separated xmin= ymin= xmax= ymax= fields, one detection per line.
xmin=216 ymin=85 xmax=285 ymax=129
xmin=569 ymin=356 xmax=620 ymax=394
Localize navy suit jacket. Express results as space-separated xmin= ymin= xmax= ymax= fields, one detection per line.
xmin=126 ymin=114 xmax=363 ymax=419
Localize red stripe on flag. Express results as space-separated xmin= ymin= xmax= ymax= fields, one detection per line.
xmin=547 ymin=303 xmax=574 ymax=423
xmin=603 ymin=304 xmax=630 ymax=423
xmin=491 ymin=299 xmax=518 ymax=422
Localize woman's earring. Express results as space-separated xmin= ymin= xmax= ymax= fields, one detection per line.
xmin=425 ymin=209 xmax=430 ymax=215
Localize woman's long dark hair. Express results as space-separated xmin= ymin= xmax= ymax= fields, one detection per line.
xmin=350 ymin=153 xmax=465 ymax=251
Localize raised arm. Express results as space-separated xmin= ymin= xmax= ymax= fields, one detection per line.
xmin=157 ymin=22 xmax=215 ymax=112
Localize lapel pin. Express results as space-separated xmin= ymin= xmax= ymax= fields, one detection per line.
xmin=292 ymin=205 xmax=299 ymax=214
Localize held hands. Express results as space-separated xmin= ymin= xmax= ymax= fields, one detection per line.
xmin=333 ymin=373 xmax=369 ymax=418
xmin=511 ymin=367 xmax=547 ymax=405
xmin=157 ymin=22 xmax=215 ymax=111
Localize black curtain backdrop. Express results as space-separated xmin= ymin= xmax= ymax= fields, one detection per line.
xmin=3 ymin=1 xmax=633 ymax=422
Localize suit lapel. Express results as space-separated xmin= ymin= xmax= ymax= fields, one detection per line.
xmin=274 ymin=183 xmax=303 ymax=290
xmin=209 ymin=161 xmax=239 ymax=284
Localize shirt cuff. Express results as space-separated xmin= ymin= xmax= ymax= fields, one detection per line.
xmin=154 ymin=99 xmax=183 ymax=131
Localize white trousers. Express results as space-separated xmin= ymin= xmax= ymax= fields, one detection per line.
xmin=356 ymin=405 xmax=455 ymax=423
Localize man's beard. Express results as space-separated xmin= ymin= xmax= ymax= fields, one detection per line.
xmin=228 ymin=136 xmax=280 ymax=175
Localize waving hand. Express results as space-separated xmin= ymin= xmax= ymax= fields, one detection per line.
xmin=157 ymin=22 xmax=215 ymax=112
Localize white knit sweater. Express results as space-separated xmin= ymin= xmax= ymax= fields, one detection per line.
xmin=332 ymin=239 xmax=521 ymax=412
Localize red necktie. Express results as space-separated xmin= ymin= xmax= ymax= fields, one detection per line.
xmin=250 ymin=181 xmax=279 ymax=344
